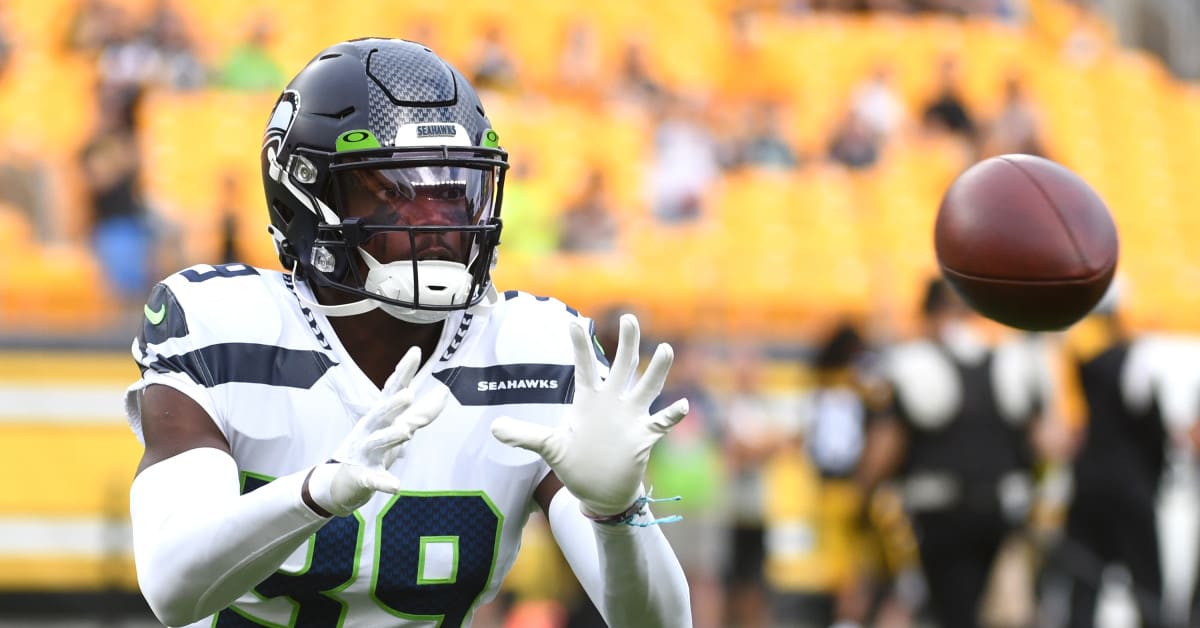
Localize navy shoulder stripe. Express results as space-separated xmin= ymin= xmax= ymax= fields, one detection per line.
xmin=500 ymin=290 xmax=582 ymax=317
xmin=137 ymin=283 xmax=189 ymax=351
xmin=148 ymin=342 xmax=336 ymax=389
xmin=433 ymin=363 xmax=574 ymax=406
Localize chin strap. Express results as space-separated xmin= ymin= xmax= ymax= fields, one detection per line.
xmin=288 ymin=261 xmax=380 ymax=318
xmin=288 ymin=251 xmax=478 ymax=324
xmin=286 ymin=261 xmax=469 ymax=324
xmin=469 ymin=283 xmax=501 ymax=315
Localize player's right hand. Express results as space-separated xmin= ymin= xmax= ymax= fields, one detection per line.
xmin=305 ymin=347 xmax=447 ymax=517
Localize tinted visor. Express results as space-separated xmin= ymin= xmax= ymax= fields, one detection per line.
xmin=334 ymin=164 xmax=495 ymax=228
xmin=330 ymin=164 xmax=498 ymax=264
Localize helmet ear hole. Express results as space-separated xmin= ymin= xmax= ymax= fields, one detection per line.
xmin=268 ymin=201 xmax=299 ymax=269
xmin=270 ymin=200 xmax=294 ymax=227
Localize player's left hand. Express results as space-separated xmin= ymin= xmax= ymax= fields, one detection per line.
xmin=491 ymin=314 xmax=689 ymax=517
xmin=307 ymin=347 xmax=447 ymax=517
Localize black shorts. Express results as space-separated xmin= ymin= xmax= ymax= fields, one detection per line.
xmin=724 ymin=524 xmax=766 ymax=587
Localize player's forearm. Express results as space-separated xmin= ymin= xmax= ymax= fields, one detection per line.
xmin=130 ymin=447 xmax=328 ymax=626
xmin=592 ymin=518 xmax=692 ymax=627
xmin=548 ymin=490 xmax=692 ymax=628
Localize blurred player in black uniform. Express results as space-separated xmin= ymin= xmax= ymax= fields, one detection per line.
xmin=859 ymin=278 xmax=1049 ymax=628
xmin=1056 ymin=292 xmax=1167 ymax=628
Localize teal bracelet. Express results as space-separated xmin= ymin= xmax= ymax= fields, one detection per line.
xmin=583 ymin=492 xmax=684 ymax=528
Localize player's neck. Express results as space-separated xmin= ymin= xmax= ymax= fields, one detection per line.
xmin=327 ymin=307 xmax=445 ymax=390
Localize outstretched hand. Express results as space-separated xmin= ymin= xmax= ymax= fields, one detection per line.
xmin=307 ymin=347 xmax=447 ymax=517
xmin=491 ymin=314 xmax=688 ymax=517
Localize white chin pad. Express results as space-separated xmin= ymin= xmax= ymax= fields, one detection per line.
xmin=360 ymin=250 xmax=472 ymax=324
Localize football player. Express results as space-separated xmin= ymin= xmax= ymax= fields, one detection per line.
xmin=125 ymin=38 xmax=691 ymax=628
xmin=859 ymin=278 xmax=1050 ymax=628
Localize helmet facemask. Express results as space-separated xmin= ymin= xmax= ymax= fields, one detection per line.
xmin=297 ymin=145 xmax=505 ymax=324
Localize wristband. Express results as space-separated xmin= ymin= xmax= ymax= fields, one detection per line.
xmin=301 ymin=466 xmax=334 ymax=518
xmin=580 ymin=491 xmax=684 ymax=527
xmin=581 ymin=498 xmax=646 ymax=525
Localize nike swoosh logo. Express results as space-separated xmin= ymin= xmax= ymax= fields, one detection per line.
xmin=144 ymin=304 xmax=166 ymax=325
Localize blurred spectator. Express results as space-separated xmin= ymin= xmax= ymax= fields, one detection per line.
xmin=0 ymin=146 xmax=52 ymax=242
xmin=729 ymin=99 xmax=802 ymax=171
xmin=806 ymin=322 xmax=874 ymax=484
xmin=723 ymin=346 xmax=789 ymax=628
xmin=647 ymin=339 xmax=727 ymax=628
xmin=762 ymin=322 xmax=876 ymax=628
xmin=144 ymin=0 xmax=177 ymax=39
xmin=805 ymin=0 xmax=858 ymax=10
xmin=849 ymin=63 xmax=906 ymax=143
xmin=93 ymin=76 xmax=142 ymax=137
xmin=990 ymin=0 xmax=1027 ymax=24
xmin=864 ymin=0 xmax=913 ymax=12
xmin=558 ymin=167 xmax=620 ymax=254
xmin=79 ymin=93 xmax=154 ymax=300
xmin=1051 ymin=295 xmax=1168 ymax=628
xmin=727 ymin=2 xmax=762 ymax=60
xmin=860 ymin=278 xmax=1049 ymax=628
xmin=95 ymin=8 xmax=158 ymax=122
xmin=216 ymin=172 xmax=242 ymax=265
xmin=144 ymin=3 xmax=206 ymax=90
xmin=827 ymin=110 xmax=880 ymax=170
xmin=909 ymin=0 xmax=971 ymax=15
xmin=96 ymin=7 xmax=151 ymax=85
xmin=216 ymin=17 xmax=284 ymax=91
xmin=555 ymin=18 xmax=604 ymax=102
xmin=920 ymin=55 xmax=979 ymax=155
xmin=789 ymin=0 xmax=1026 ymax=16
xmin=0 ymin=1 xmax=12 ymax=80
xmin=469 ymin=24 xmax=519 ymax=94
xmin=647 ymin=93 xmax=721 ymax=223
xmin=90 ymin=0 xmax=205 ymax=93
xmin=1060 ymin=2 xmax=1107 ymax=67
xmin=611 ymin=39 xmax=664 ymax=110
xmin=63 ymin=0 xmax=121 ymax=56
xmin=981 ymin=74 xmax=1045 ymax=158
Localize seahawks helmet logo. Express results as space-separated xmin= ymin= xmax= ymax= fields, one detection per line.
xmin=263 ymin=90 xmax=301 ymax=150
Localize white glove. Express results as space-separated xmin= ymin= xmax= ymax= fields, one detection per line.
xmin=491 ymin=314 xmax=689 ymax=517
xmin=306 ymin=347 xmax=447 ymax=517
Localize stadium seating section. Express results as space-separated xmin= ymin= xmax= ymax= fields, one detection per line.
xmin=0 ymin=0 xmax=1197 ymax=340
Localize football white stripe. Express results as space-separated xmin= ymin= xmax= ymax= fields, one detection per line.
xmin=0 ymin=386 xmax=128 ymax=422
xmin=0 ymin=517 xmax=132 ymax=555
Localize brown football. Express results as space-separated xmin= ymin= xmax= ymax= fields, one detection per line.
xmin=934 ymin=154 xmax=1118 ymax=331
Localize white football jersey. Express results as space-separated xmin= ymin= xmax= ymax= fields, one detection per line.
xmin=125 ymin=263 xmax=602 ymax=628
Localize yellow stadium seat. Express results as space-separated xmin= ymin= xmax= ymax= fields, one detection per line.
xmin=1 ymin=1 xmax=1193 ymax=339
xmin=0 ymin=242 xmax=116 ymax=332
